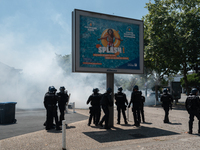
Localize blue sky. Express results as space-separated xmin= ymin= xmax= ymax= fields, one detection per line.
xmin=0 ymin=0 xmax=150 ymax=69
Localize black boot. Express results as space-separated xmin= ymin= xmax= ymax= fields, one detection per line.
xmin=98 ymin=122 xmax=103 ymax=127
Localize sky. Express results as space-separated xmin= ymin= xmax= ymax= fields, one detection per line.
xmin=0 ymin=0 xmax=152 ymax=108
xmin=0 ymin=0 xmax=150 ymax=69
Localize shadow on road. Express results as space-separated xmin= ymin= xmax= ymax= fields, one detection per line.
xmin=83 ymin=126 xmax=179 ymax=143
xmin=168 ymin=122 xmax=182 ymax=125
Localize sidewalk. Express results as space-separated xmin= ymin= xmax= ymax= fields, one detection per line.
xmin=1 ymin=104 xmax=200 ymax=150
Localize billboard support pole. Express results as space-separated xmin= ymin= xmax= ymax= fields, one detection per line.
xmin=107 ymin=73 xmax=114 ymax=127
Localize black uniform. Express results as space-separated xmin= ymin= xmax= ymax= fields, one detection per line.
xmin=57 ymin=92 xmax=69 ymax=125
xmin=160 ymin=93 xmax=173 ymax=123
xmin=114 ymin=92 xmax=128 ymax=124
xmin=185 ymin=94 xmax=200 ymax=134
xmin=128 ymin=90 xmax=142 ymax=127
xmin=44 ymin=92 xmax=60 ymax=130
xmin=99 ymin=91 xmax=113 ymax=129
xmin=87 ymin=93 xmax=102 ymax=126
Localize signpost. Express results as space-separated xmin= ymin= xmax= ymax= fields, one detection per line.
xmin=72 ymin=9 xmax=144 ymax=127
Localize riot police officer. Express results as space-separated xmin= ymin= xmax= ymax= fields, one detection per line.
xmin=57 ymin=86 xmax=69 ymax=126
xmin=128 ymin=85 xmax=142 ymax=127
xmin=160 ymin=88 xmax=173 ymax=123
xmin=99 ymin=88 xmax=113 ymax=129
xmin=185 ymin=88 xmax=200 ymax=134
xmin=86 ymin=88 xmax=102 ymax=126
xmin=44 ymin=86 xmax=61 ymax=130
xmin=114 ymin=87 xmax=128 ymax=124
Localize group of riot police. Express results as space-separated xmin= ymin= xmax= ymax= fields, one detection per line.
xmin=86 ymin=85 xmax=146 ymax=129
xmin=87 ymin=87 xmax=113 ymax=129
xmin=43 ymin=86 xmax=69 ymax=130
xmin=43 ymin=84 xmax=200 ymax=134
xmin=86 ymin=85 xmax=200 ymax=134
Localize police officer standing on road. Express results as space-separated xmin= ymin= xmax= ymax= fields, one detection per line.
xmin=128 ymin=85 xmax=142 ymax=127
xmin=57 ymin=86 xmax=69 ymax=126
xmin=99 ymin=88 xmax=113 ymax=129
xmin=185 ymin=88 xmax=200 ymax=134
xmin=86 ymin=88 xmax=102 ymax=126
xmin=114 ymin=87 xmax=128 ymax=124
xmin=160 ymin=88 xmax=173 ymax=123
xmin=44 ymin=86 xmax=61 ymax=130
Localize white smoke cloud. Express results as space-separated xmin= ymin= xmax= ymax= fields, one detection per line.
xmin=0 ymin=40 xmax=108 ymax=109
xmin=0 ymin=51 xmax=157 ymax=109
xmin=0 ymin=10 xmax=108 ymax=109
xmin=0 ymin=4 xmax=155 ymax=109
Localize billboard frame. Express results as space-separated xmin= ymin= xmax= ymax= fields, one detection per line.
xmin=72 ymin=9 xmax=144 ymax=74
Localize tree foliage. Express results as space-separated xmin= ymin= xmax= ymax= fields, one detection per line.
xmin=180 ymin=73 xmax=200 ymax=89
xmin=143 ymin=0 xmax=200 ymax=94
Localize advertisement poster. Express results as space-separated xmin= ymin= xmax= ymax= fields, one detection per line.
xmin=72 ymin=9 xmax=143 ymax=74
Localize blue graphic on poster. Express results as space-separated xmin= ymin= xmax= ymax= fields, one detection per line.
xmin=80 ymin=15 xmax=140 ymax=70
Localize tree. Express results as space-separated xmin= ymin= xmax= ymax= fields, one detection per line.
xmin=180 ymin=73 xmax=200 ymax=92
xmin=143 ymin=0 xmax=200 ymax=95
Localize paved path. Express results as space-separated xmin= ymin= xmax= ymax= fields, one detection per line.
xmin=1 ymin=103 xmax=200 ymax=150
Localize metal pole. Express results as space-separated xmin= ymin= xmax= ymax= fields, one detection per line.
xmin=106 ymin=73 xmax=114 ymax=127
xmin=66 ymin=105 xmax=69 ymax=114
xmin=62 ymin=120 xmax=66 ymax=150
xmin=73 ymin=102 xmax=76 ymax=113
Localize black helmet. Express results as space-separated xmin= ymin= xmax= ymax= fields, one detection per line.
xmin=191 ymin=88 xmax=198 ymax=95
xmin=48 ymin=86 xmax=57 ymax=93
xmin=163 ymin=88 xmax=168 ymax=94
xmin=107 ymin=87 xmax=112 ymax=93
xmin=118 ymin=87 xmax=123 ymax=92
xmin=93 ymin=88 xmax=99 ymax=93
xmin=59 ymin=86 xmax=65 ymax=93
xmin=133 ymin=85 xmax=139 ymax=90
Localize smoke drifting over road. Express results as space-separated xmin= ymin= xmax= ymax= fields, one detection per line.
xmin=0 ymin=49 xmax=157 ymax=109
xmin=0 ymin=52 xmax=107 ymax=109
xmin=0 ymin=43 xmax=155 ymax=109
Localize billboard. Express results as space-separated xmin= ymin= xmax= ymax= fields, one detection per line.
xmin=72 ymin=9 xmax=144 ymax=74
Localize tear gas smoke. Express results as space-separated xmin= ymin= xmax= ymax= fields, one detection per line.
xmin=0 ymin=10 xmax=157 ymax=109
xmin=0 ymin=53 xmax=156 ymax=109
xmin=0 ymin=51 xmax=107 ymax=109
xmin=0 ymin=43 xmax=156 ymax=109
xmin=0 ymin=40 xmax=105 ymax=109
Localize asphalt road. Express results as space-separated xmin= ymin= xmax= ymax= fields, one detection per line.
xmin=0 ymin=109 xmax=88 ymax=140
